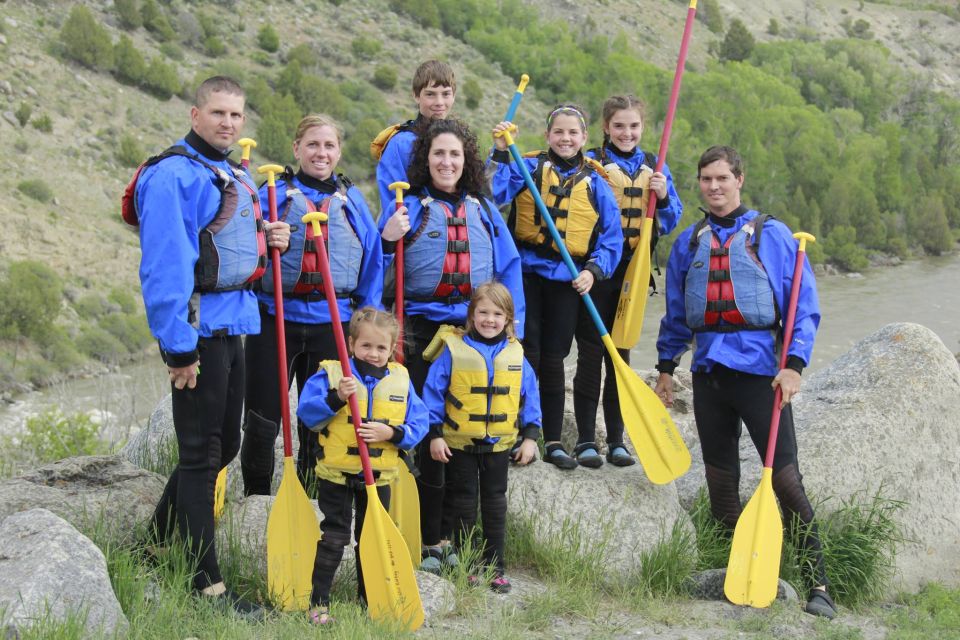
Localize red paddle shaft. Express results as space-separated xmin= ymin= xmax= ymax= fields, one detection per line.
xmin=388 ymin=182 xmax=409 ymax=364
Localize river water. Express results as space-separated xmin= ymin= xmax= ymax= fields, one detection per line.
xmin=1 ymin=254 xmax=957 ymax=440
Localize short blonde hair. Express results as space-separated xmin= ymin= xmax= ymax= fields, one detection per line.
xmin=349 ymin=306 xmax=400 ymax=353
xmin=465 ymin=282 xmax=516 ymax=338
xmin=294 ymin=113 xmax=343 ymax=145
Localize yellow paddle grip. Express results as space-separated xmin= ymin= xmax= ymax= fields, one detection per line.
xmin=257 ymin=163 xmax=284 ymax=187
xmin=238 ymin=138 xmax=257 ymax=161
xmin=517 ymin=74 xmax=530 ymax=93
xmin=388 ymin=181 xmax=409 ymax=205
xmin=494 ymin=124 xmax=519 ymax=146
xmin=793 ymin=231 xmax=816 ymax=253
xmin=302 ymin=211 xmax=329 ymax=238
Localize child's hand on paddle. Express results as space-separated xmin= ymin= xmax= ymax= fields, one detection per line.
xmin=430 ymin=437 xmax=452 ymax=463
xmin=358 ymin=421 xmax=394 ymax=443
xmin=513 ymin=438 xmax=538 ymax=465
xmin=492 ymin=121 xmax=516 ymax=151
xmin=650 ymin=172 xmax=668 ymax=200
xmin=655 ymin=373 xmax=674 ymax=408
xmin=336 ymin=376 xmax=357 ymax=401
xmin=571 ymin=269 xmax=595 ymax=295
xmin=381 ymin=206 xmax=410 ymax=241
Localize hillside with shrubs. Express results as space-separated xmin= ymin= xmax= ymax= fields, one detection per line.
xmin=0 ymin=0 xmax=959 ymax=392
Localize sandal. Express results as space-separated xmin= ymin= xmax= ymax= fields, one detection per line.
xmin=544 ymin=444 xmax=578 ymax=470
xmin=805 ymin=588 xmax=837 ymax=619
xmin=308 ymin=605 xmax=334 ymax=625
xmin=606 ymin=445 xmax=636 ymax=467
xmin=419 ymin=546 xmax=443 ymax=575
xmin=574 ymin=443 xmax=604 ymax=469
xmin=490 ymin=575 xmax=512 ymax=594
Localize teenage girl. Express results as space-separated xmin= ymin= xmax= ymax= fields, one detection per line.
xmin=241 ymin=114 xmax=383 ymax=495
xmin=421 ymin=282 xmax=540 ymax=593
xmin=296 ymin=307 xmax=428 ymax=625
xmin=575 ymin=95 xmax=683 ymax=466
xmin=490 ymin=104 xmax=623 ymax=470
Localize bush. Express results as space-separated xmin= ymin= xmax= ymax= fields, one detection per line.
xmin=141 ymin=0 xmax=175 ymax=41
xmin=698 ymin=0 xmax=724 ymax=34
xmin=286 ymin=43 xmax=315 ymax=68
xmin=351 ymin=36 xmax=381 ymax=60
xmin=108 ymin=288 xmax=140 ymax=314
xmin=31 ymin=114 xmax=53 ymax=133
xmin=767 ymin=18 xmax=780 ymax=36
xmin=14 ymin=102 xmax=31 ymax=127
xmin=115 ymin=0 xmax=142 ymax=30
xmin=99 ymin=312 xmax=152 ymax=353
xmin=19 ymin=409 xmax=109 ymax=462
xmin=60 ymin=5 xmax=114 ymax=70
xmin=114 ymin=35 xmax=147 ymax=85
xmin=117 ymin=133 xmax=144 ymax=168
xmin=720 ymin=19 xmax=755 ymax=62
xmin=40 ymin=325 xmax=84 ymax=371
xmin=462 ymin=77 xmax=483 ymax=109
xmin=77 ymin=325 xmax=127 ymax=362
xmin=17 ymin=179 xmax=53 ymax=203
xmin=143 ymin=58 xmax=180 ymax=99
xmin=204 ymin=35 xmax=226 ymax=57
xmin=0 ymin=261 xmax=63 ymax=341
xmin=74 ymin=293 xmax=112 ymax=320
xmin=371 ymin=65 xmax=397 ymax=90
xmin=257 ymin=24 xmax=279 ymax=52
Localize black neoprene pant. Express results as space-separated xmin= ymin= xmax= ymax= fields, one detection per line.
xmin=240 ymin=304 xmax=345 ymax=496
xmin=405 ymin=314 xmax=455 ymax=547
xmin=446 ymin=449 xmax=510 ymax=574
xmin=523 ymin=273 xmax=584 ymax=443
xmin=309 ymin=478 xmax=390 ymax=607
xmin=693 ymin=365 xmax=828 ymax=587
xmin=150 ymin=335 xmax=244 ymax=591
xmin=573 ymin=260 xmax=629 ymax=446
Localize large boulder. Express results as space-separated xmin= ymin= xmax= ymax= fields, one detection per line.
xmin=506 ymin=460 xmax=693 ymax=577
xmin=0 ymin=456 xmax=165 ymax=532
xmin=0 ymin=509 xmax=128 ymax=638
xmin=671 ymin=323 xmax=960 ymax=593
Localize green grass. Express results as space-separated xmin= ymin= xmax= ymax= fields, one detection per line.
xmin=886 ymin=584 xmax=960 ymax=639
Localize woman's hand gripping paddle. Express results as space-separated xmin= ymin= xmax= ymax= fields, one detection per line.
xmin=258 ymin=164 xmax=321 ymax=612
xmin=385 ymin=180 xmax=422 ymax=568
xmin=213 ymin=137 xmax=259 ymax=520
xmin=303 ymin=212 xmax=425 ymax=631
xmin=724 ymin=232 xmax=816 ymax=608
xmin=495 ymin=125 xmax=690 ymax=485
xmin=611 ymin=0 xmax=698 ymax=349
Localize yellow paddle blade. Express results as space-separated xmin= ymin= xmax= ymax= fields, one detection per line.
xmin=267 ymin=457 xmax=321 ymax=611
xmin=724 ymin=467 xmax=783 ymax=608
xmin=213 ymin=467 xmax=227 ymax=522
xmin=611 ymin=216 xmax=655 ymax=349
xmin=360 ymin=484 xmax=424 ymax=631
xmin=604 ymin=335 xmax=690 ymax=484
xmin=388 ymin=463 xmax=422 ymax=568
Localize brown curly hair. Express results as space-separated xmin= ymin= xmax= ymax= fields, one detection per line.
xmin=407 ymin=119 xmax=486 ymax=196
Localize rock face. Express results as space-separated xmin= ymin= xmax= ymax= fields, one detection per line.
xmin=506 ymin=460 xmax=693 ymax=576
xmin=0 ymin=509 xmax=128 ymax=638
xmin=0 ymin=456 xmax=165 ymax=532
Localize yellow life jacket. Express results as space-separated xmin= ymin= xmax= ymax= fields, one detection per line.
xmin=439 ymin=333 xmax=524 ymax=453
xmin=369 ymin=120 xmax=415 ymax=160
xmin=602 ymin=159 xmax=653 ymax=251
xmin=511 ymin=152 xmax=607 ymax=259
xmin=314 ymin=361 xmax=409 ymax=485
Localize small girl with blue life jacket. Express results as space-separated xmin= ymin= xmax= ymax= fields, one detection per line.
xmin=378 ymin=118 xmax=525 ymax=573
xmin=420 ymin=282 xmax=540 ymax=593
xmin=490 ymin=104 xmax=623 ymax=470
xmin=573 ymin=95 xmax=684 ymax=467
xmin=241 ymin=114 xmax=384 ymax=497
xmin=297 ymin=307 xmax=428 ymax=625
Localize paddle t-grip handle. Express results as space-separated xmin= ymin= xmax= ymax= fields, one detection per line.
xmin=238 ymin=138 xmax=257 ymax=169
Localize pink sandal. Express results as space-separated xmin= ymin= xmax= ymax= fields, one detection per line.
xmin=308 ymin=606 xmax=334 ymax=625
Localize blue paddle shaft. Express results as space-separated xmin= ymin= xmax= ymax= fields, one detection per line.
xmin=503 ymin=141 xmax=610 ymax=338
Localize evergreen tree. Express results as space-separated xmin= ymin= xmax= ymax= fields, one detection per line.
xmin=113 ymin=35 xmax=147 ymax=85
xmin=720 ymin=19 xmax=756 ymax=62
xmin=257 ymin=24 xmax=279 ymax=52
xmin=115 ymin=0 xmax=142 ymax=30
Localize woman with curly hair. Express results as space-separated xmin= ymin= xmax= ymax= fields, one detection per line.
xmin=378 ymin=118 xmax=524 ymax=574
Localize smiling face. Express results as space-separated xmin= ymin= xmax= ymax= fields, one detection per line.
xmin=415 ymin=82 xmax=455 ymax=121
xmin=545 ymin=113 xmax=587 ymax=159
xmin=698 ymin=159 xmax=744 ymax=216
xmin=190 ymin=91 xmax=245 ymax=152
xmin=604 ymin=108 xmax=643 ymax=154
xmin=293 ymin=125 xmax=341 ymax=181
xmin=471 ymin=298 xmax=508 ymax=339
xmin=348 ymin=324 xmax=394 ymax=368
xmin=428 ymin=132 xmax=464 ymax=193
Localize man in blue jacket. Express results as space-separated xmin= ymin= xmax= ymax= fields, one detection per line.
xmin=654 ymin=146 xmax=835 ymax=619
xmin=135 ymin=76 xmax=290 ymax=620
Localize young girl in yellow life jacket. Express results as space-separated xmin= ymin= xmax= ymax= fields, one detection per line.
xmin=490 ymin=105 xmax=623 ymax=470
xmin=296 ymin=307 xmax=428 ymax=625
xmin=420 ymin=282 xmax=541 ymax=594
xmin=574 ymin=95 xmax=684 ymax=467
